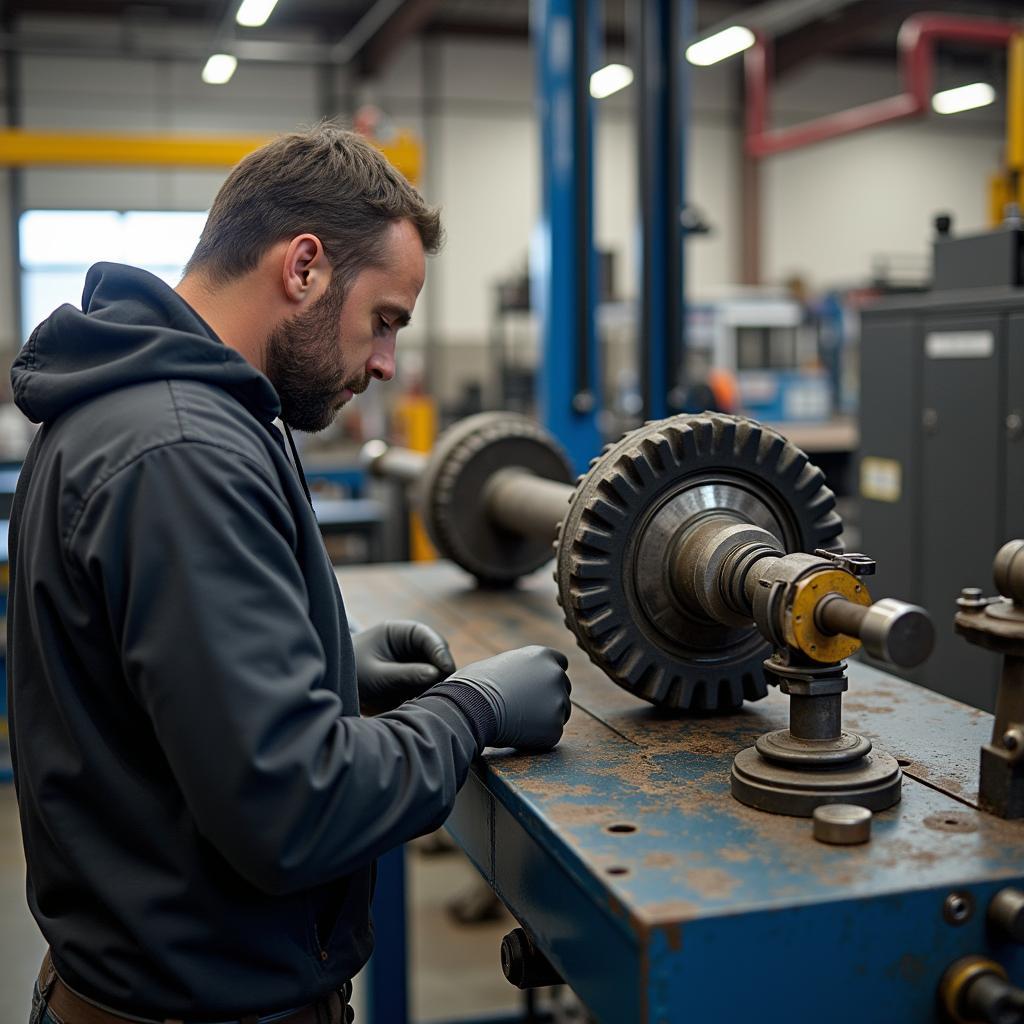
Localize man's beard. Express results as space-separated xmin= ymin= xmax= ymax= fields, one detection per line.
xmin=265 ymin=285 xmax=370 ymax=433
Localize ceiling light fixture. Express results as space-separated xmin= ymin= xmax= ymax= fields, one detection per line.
xmin=202 ymin=53 xmax=238 ymax=85
xmin=236 ymin=0 xmax=279 ymax=29
xmin=685 ymin=25 xmax=755 ymax=66
xmin=932 ymin=82 xmax=996 ymax=115
xmin=590 ymin=63 xmax=634 ymax=99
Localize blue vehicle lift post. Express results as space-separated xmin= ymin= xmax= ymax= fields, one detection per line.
xmin=532 ymin=0 xmax=603 ymax=473
xmin=636 ymin=0 xmax=693 ymax=419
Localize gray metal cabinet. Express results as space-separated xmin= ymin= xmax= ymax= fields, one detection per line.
xmin=860 ymin=296 xmax=1024 ymax=710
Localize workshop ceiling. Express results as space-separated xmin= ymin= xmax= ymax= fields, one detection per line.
xmin=2 ymin=0 xmax=1023 ymax=77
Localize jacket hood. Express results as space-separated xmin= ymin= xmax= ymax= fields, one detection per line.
xmin=11 ymin=262 xmax=280 ymax=424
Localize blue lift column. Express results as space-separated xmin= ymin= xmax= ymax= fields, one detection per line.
xmin=532 ymin=0 xmax=603 ymax=474
xmin=636 ymin=0 xmax=693 ymax=420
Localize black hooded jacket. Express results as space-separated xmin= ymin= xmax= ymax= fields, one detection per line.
xmin=7 ymin=263 xmax=482 ymax=1020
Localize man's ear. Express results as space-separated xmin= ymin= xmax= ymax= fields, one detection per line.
xmin=282 ymin=234 xmax=330 ymax=306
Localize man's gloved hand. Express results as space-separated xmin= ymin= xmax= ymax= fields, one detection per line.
xmin=429 ymin=646 xmax=572 ymax=751
xmin=354 ymin=620 xmax=456 ymax=714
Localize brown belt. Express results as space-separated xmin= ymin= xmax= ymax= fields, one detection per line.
xmin=37 ymin=951 xmax=349 ymax=1024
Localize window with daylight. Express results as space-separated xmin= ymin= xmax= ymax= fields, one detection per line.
xmin=19 ymin=210 xmax=208 ymax=341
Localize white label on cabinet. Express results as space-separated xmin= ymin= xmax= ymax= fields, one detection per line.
xmin=860 ymin=457 xmax=902 ymax=503
xmin=925 ymin=331 xmax=994 ymax=359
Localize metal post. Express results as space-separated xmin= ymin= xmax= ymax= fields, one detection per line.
xmin=636 ymin=0 xmax=690 ymax=419
xmin=531 ymin=0 xmax=602 ymax=474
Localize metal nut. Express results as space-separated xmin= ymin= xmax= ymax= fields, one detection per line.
xmin=944 ymin=891 xmax=975 ymax=926
xmin=957 ymin=587 xmax=987 ymax=609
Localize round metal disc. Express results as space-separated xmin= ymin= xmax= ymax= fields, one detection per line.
xmin=813 ymin=804 xmax=873 ymax=844
xmin=421 ymin=412 xmax=575 ymax=587
xmin=555 ymin=413 xmax=843 ymax=711
xmin=731 ymin=746 xmax=902 ymax=817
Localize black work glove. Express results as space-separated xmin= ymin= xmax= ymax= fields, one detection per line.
xmin=354 ymin=620 xmax=456 ymax=714
xmin=428 ymin=646 xmax=572 ymax=751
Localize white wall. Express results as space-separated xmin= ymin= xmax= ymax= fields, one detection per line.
xmin=0 ymin=19 xmax=1009 ymax=357
xmin=761 ymin=58 xmax=1004 ymax=289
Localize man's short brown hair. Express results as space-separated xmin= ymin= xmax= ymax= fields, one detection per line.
xmin=185 ymin=123 xmax=442 ymax=293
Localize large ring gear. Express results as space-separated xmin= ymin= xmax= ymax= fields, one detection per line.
xmin=555 ymin=414 xmax=843 ymax=711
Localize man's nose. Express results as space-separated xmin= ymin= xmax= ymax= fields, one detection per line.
xmin=367 ymin=339 xmax=396 ymax=382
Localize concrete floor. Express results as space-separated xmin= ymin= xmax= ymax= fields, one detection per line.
xmin=0 ymin=783 xmax=524 ymax=1023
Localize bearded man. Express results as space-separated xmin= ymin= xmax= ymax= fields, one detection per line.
xmin=9 ymin=125 xmax=571 ymax=1024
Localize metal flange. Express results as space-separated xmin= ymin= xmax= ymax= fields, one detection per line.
xmin=555 ymin=413 xmax=843 ymax=711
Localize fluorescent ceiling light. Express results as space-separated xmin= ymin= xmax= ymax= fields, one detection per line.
xmin=590 ymin=63 xmax=634 ymax=99
xmin=236 ymin=0 xmax=279 ymax=28
xmin=686 ymin=25 xmax=755 ymax=66
xmin=932 ymin=82 xmax=996 ymax=115
xmin=202 ymin=53 xmax=238 ymax=85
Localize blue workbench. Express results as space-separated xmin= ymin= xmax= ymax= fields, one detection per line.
xmin=337 ymin=561 xmax=1024 ymax=1024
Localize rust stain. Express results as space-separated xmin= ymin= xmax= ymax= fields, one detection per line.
xmin=844 ymin=701 xmax=893 ymax=714
xmin=545 ymin=802 xmax=614 ymax=825
xmin=719 ymin=847 xmax=753 ymax=863
xmin=895 ymin=953 xmax=926 ymax=984
xmin=923 ymin=813 xmax=978 ymax=834
xmin=664 ymin=923 xmax=683 ymax=952
xmin=513 ymin=780 xmax=595 ymax=798
xmin=644 ymin=852 xmax=679 ymax=869
xmin=643 ymin=898 xmax=702 ymax=920
xmin=685 ymin=867 xmax=740 ymax=900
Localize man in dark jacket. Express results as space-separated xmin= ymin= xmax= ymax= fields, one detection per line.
xmin=9 ymin=126 xmax=572 ymax=1024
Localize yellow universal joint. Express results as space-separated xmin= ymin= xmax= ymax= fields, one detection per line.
xmin=784 ymin=568 xmax=872 ymax=663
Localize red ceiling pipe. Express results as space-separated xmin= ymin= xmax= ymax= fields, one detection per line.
xmin=745 ymin=12 xmax=1022 ymax=158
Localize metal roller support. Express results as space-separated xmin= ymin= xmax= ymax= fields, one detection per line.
xmin=366 ymin=412 xmax=934 ymax=738
xmin=663 ymin=512 xmax=933 ymax=814
xmin=359 ymin=439 xmax=426 ymax=485
xmin=364 ymin=412 xmax=577 ymax=588
xmin=955 ymin=539 xmax=1024 ymax=819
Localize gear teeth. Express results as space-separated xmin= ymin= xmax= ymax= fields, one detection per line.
xmin=585 ymin=493 xmax=628 ymax=529
xmin=734 ymin=419 xmax=761 ymax=459
xmin=716 ymin=417 xmax=738 ymax=455
xmin=572 ymin=557 xmax=612 ymax=580
xmin=599 ymin=630 xmax=630 ymax=663
xmin=600 ymin=471 xmax=638 ymax=505
xmin=571 ymin=584 xmax=613 ymax=610
xmin=580 ymin=607 xmax=616 ymax=636
xmin=793 ymin=462 xmax=825 ymax=494
xmin=623 ymin=449 xmax=659 ymax=488
xmin=756 ymin=432 xmax=786 ymax=469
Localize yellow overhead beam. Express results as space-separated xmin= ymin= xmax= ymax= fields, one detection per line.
xmin=0 ymin=128 xmax=421 ymax=183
